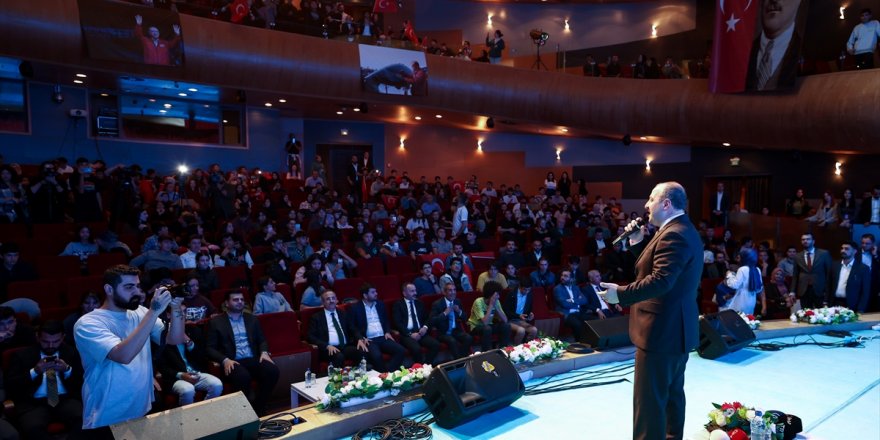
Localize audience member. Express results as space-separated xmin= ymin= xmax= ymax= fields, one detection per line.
xmin=466 ymin=281 xmax=510 ymax=352
xmin=392 ymin=283 xmax=439 ymax=365
xmin=347 ymin=284 xmax=406 ymax=372
xmin=720 ymin=248 xmax=766 ymax=316
xmin=829 ymin=242 xmax=871 ymax=312
xmin=306 ymin=290 xmax=362 ymax=369
xmin=476 ymin=263 xmax=508 ymax=291
xmin=439 ymin=257 xmax=473 ymax=292
xmin=584 ymin=270 xmax=623 ymax=319
xmin=502 ymin=277 xmax=538 ymax=344
xmin=530 ymin=259 xmax=556 ymax=288
xmin=0 ymin=243 xmax=37 ymax=302
xmin=857 ymin=184 xmax=880 ymax=225
xmin=429 ymin=283 xmax=473 ymax=359
xmin=157 ymin=308 xmax=223 ymax=406
xmin=553 ymin=270 xmax=594 ymax=343
xmin=792 ymin=233 xmax=832 ymax=309
xmin=253 ymin=276 xmax=292 ymax=315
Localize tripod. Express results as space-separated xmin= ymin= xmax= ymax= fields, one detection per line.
xmin=531 ymin=42 xmax=548 ymax=70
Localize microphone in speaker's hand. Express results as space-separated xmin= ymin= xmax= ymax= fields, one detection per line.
xmin=612 ymin=218 xmax=646 ymax=246
xmin=597 ymin=283 xmax=620 ymax=304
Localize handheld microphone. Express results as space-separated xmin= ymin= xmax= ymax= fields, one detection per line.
xmin=612 ymin=218 xmax=646 ymax=246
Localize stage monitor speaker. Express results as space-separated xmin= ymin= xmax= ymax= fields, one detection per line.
xmin=110 ymin=392 xmax=259 ymax=440
xmin=698 ymin=309 xmax=756 ymax=359
xmin=422 ymin=349 xmax=524 ymax=429
xmin=583 ymin=315 xmax=631 ymax=350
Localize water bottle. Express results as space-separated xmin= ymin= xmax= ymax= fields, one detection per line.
xmin=359 ymin=357 xmax=368 ymax=377
xmin=750 ymin=410 xmax=764 ymax=440
xmin=304 ymin=368 xmax=312 ymax=388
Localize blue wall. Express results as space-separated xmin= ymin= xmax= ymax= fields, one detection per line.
xmin=302 ymin=119 xmax=386 ymax=172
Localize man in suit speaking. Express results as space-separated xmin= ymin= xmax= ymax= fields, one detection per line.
xmin=599 ymin=182 xmax=703 ymax=440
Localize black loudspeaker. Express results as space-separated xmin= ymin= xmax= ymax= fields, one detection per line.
xmin=583 ymin=315 xmax=631 ymax=350
xmin=698 ymin=309 xmax=756 ymax=359
xmin=422 ymin=349 xmax=525 ymax=429
xmin=110 ymin=392 xmax=259 ymax=440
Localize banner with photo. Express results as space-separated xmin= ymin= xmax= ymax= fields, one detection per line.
xmin=709 ymin=0 xmax=809 ymax=93
xmin=78 ymin=0 xmax=185 ymax=67
xmin=359 ymin=45 xmax=428 ymax=96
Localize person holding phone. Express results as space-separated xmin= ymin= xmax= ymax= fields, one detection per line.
xmin=502 ymin=277 xmax=538 ymax=344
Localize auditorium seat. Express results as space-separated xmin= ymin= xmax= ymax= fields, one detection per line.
xmin=256 ymin=311 xmax=312 ymax=401
xmin=7 ymin=279 xmax=65 ymax=308
xmin=355 ymin=257 xmax=384 ymax=278
xmin=528 ymin=287 xmax=563 ymax=338
xmin=332 ymin=277 xmax=365 ymax=302
xmin=65 ymin=276 xmax=104 ymax=302
xmin=385 ymin=255 xmax=414 ymax=276
xmin=86 ymin=253 xmax=127 ymax=276
xmin=367 ymin=274 xmax=400 ymax=301
xmin=34 ymin=255 xmax=82 ymax=280
xmin=0 ymin=224 xmax=27 ymax=242
xmin=214 ymin=265 xmax=248 ymax=289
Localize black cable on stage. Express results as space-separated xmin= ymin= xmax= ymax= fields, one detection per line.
xmin=524 ymin=360 xmax=635 ymax=390
xmin=747 ymin=334 xmax=879 ymax=352
xmin=257 ymin=410 xmax=305 ymax=439
xmin=352 ymin=417 xmax=433 ymax=440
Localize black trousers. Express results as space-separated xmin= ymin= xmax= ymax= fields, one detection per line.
xmin=318 ymin=344 xmax=363 ymax=370
xmin=470 ymin=321 xmax=511 ymax=352
xmin=17 ymin=397 xmax=82 ymax=440
xmin=398 ymin=333 xmax=440 ymax=365
xmin=855 ymin=53 xmax=875 ymax=70
xmin=362 ymin=337 xmax=406 ymax=372
xmin=633 ymin=348 xmax=689 ymax=440
xmin=225 ymin=357 xmax=280 ymax=415
xmin=437 ymin=329 xmax=473 ymax=360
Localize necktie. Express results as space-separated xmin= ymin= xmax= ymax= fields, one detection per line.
xmin=330 ymin=312 xmax=345 ymax=345
xmin=447 ymin=302 xmax=456 ymax=334
xmin=757 ymin=38 xmax=774 ymax=90
xmin=807 ymin=252 xmax=813 ymax=271
xmin=408 ymin=300 xmax=420 ymax=331
xmin=45 ymin=369 xmax=59 ymax=407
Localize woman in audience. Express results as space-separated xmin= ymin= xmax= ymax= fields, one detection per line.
xmin=721 ymin=248 xmax=766 ymax=316
xmin=486 ymin=29 xmax=505 ymax=64
xmin=544 ymin=172 xmax=557 ymax=197
xmin=558 ymin=171 xmax=572 ymax=198
xmin=60 ymin=225 xmax=99 ymax=262
xmin=406 ymin=209 xmax=429 ymax=232
xmin=298 ymin=269 xmax=325 ymax=310
xmin=785 ymin=188 xmax=810 ymax=218
xmin=764 ymin=267 xmax=794 ymax=317
xmin=805 ymin=190 xmax=838 ymax=226
xmin=839 ymin=188 xmax=857 ymax=228
xmin=253 ymin=276 xmax=293 ymax=315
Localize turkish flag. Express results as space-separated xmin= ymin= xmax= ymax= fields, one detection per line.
xmin=373 ymin=0 xmax=398 ymax=14
xmin=230 ymin=0 xmax=250 ymax=24
xmin=709 ymin=0 xmax=758 ymax=93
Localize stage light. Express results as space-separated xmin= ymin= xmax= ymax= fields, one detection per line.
xmin=399 ymin=137 xmax=405 ymax=149
xmin=640 ymin=136 xmax=647 ymax=140
xmin=835 ymin=161 xmax=842 ymax=176
xmin=564 ymin=19 xmax=570 ymax=32
xmin=477 ymin=139 xmax=484 ymax=153
xmin=164 ymin=103 xmax=172 ymax=108
xmin=645 ymin=158 xmax=652 ymax=171
xmin=486 ymin=117 xmax=495 ymax=129
xmin=100 ymin=93 xmax=108 ymax=97
xmin=487 ymin=14 xmax=493 ymax=27
xmin=556 ymin=148 xmax=562 ymax=161
xmin=341 ymin=128 xmax=349 ymax=136
xmin=353 ymin=107 xmax=360 ymax=112
xmin=159 ymin=109 xmax=167 ymax=113
xmin=188 ymin=88 xmax=198 ymax=92
xmin=652 ymin=24 xmax=658 ymax=38
xmin=839 ymin=7 xmax=845 ymax=20
xmin=336 ymin=110 xmax=343 ymax=115
xmin=73 ymin=80 xmax=83 ymax=84
xmin=730 ymin=156 xmax=741 ymax=166
xmin=414 ymin=116 xmax=422 ymax=120
xmin=177 ymin=165 xmax=189 ymax=174
xmin=560 ymin=127 xmax=568 ymax=133
xmin=179 ymin=92 xmax=187 ymax=97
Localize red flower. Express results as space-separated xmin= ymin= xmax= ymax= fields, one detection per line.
xmin=378 ymin=373 xmax=388 ymax=380
xmin=732 ymin=402 xmax=743 ymax=409
xmin=721 ymin=403 xmax=734 ymax=411
xmin=746 ymin=315 xmax=755 ymax=320
xmin=503 ymin=346 xmax=514 ymax=353
xmin=412 ymin=363 xmax=423 ymax=369
xmin=805 ymin=310 xmax=814 ymax=316
xmin=523 ymin=343 xmax=531 ymax=349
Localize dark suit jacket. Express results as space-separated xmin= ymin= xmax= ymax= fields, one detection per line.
xmin=502 ymin=290 xmax=533 ymax=319
xmin=6 ymin=344 xmax=83 ymax=409
xmin=205 ymin=313 xmax=269 ymax=363
xmin=857 ymin=251 xmax=880 ymax=295
xmin=348 ymin=301 xmax=392 ymax=340
xmin=617 ymin=215 xmax=703 ymax=354
xmin=792 ymin=249 xmax=833 ymax=297
xmin=158 ymin=326 xmax=210 ymax=389
xmin=829 ymin=261 xmax=871 ymax=312
xmin=745 ymin=31 xmax=802 ymax=91
xmin=428 ymin=298 xmax=465 ymax=333
xmin=497 ymin=251 xmax=526 ymax=269
xmin=524 ymin=251 xmax=545 ymax=268
xmin=585 ymin=239 xmax=611 ymax=257
xmin=552 ymin=284 xmax=592 ymax=316
xmin=391 ymin=299 xmax=429 ymax=334
xmin=346 ymin=163 xmax=361 ymax=186
xmin=307 ymin=308 xmax=352 ymax=351
xmin=710 ymin=191 xmax=729 ymax=213
xmin=857 ymin=197 xmax=879 ymax=224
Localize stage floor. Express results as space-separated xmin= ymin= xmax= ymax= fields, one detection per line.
xmin=424 ymin=330 xmax=880 ymax=440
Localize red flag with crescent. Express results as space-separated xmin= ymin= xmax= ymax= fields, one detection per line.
xmin=230 ymin=0 xmax=250 ymax=24
xmin=709 ymin=0 xmax=758 ymax=93
xmin=373 ymin=0 xmax=398 ymax=13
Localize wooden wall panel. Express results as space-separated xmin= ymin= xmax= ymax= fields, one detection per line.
xmin=2 ymin=0 xmax=878 ymax=152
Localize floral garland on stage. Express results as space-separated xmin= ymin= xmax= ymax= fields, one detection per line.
xmin=705 ymin=401 xmax=780 ymax=439
xmin=738 ymin=312 xmax=760 ymax=330
xmin=501 ymin=337 xmax=569 ymax=365
xmin=317 ymin=364 xmax=433 ymax=410
xmin=790 ymin=306 xmax=858 ymax=325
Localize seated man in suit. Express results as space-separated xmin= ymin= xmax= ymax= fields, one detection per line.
xmin=429 ymin=282 xmax=474 ymax=360
xmin=584 ymin=230 xmax=610 ymax=258
xmin=7 ymin=320 xmax=82 ymax=440
xmin=158 ymin=307 xmax=223 ymax=406
xmin=553 ymin=270 xmax=598 ymax=343
xmin=524 ymin=240 xmax=545 ymax=268
xmin=306 ymin=290 xmax=362 ymax=370
xmin=391 ymin=283 xmax=440 ymax=365
xmin=206 ymin=291 xmax=279 ymax=415
xmin=348 ymin=284 xmax=406 ymax=372
xmin=530 ymin=259 xmax=556 ymax=288
xmin=502 ymin=277 xmax=538 ymax=344
xmin=585 ymin=270 xmax=624 ymax=319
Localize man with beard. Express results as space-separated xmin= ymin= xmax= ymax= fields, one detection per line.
xmin=7 ymin=320 xmax=83 ymax=440
xmin=74 ymin=265 xmax=184 ymax=437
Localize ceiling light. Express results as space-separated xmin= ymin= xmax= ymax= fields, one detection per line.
xmin=264 ymin=102 xmax=272 ymax=107
xmin=645 ymin=158 xmax=652 ymax=171
xmin=164 ymin=103 xmax=172 ymax=108
xmin=177 ymin=165 xmax=189 ymax=174
xmin=159 ymin=109 xmax=167 ymax=113
xmin=640 ymin=136 xmax=647 ymax=140
xmin=839 ymin=7 xmax=845 ymax=20
xmin=651 ymin=24 xmax=658 ymax=38
xmin=564 ymin=19 xmax=570 ymax=31
xmin=278 ymin=99 xmax=287 ymax=103
xmin=341 ymin=128 xmax=349 ymax=136
xmin=336 ymin=111 xmax=343 ymax=115
xmin=560 ymin=128 xmax=568 ymax=133
xmin=477 ymin=139 xmax=483 ymax=152
xmin=399 ymin=137 xmax=405 ymax=149
xmin=188 ymin=88 xmax=198 ymax=92
xmin=834 ymin=161 xmax=842 ymax=176
xmin=222 ymin=119 xmax=228 ymax=123
xmin=722 ymin=142 xmax=731 ymax=147
xmin=100 ymin=93 xmax=108 ymax=97
xmin=76 ymin=73 xmax=87 ymax=78
xmin=414 ymin=116 xmax=422 ymax=120
xmin=556 ymin=148 xmax=562 ymax=161
xmin=73 ymin=80 xmax=83 ymax=84
xmin=178 ymin=92 xmax=187 ymax=97
xmin=353 ymin=107 xmax=361 ymax=112
xmin=149 ymin=99 xmax=156 ymax=102
xmin=435 ymin=114 xmax=443 ymax=119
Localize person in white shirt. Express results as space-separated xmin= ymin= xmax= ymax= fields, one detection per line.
xmin=847 ymin=8 xmax=880 ymax=69
xmin=179 ymin=235 xmax=208 ymax=269
xmin=451 ymin=195 xmax=469 ymax=239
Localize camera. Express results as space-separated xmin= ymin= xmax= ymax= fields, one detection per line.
xmin=44 ymin=355 xmax=57 ymax=362
xmin=160 ymin=283 xmax=190 ymax=298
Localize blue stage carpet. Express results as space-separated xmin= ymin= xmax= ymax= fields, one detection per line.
xmin=424 ymin=330 xmax=880 ymax=440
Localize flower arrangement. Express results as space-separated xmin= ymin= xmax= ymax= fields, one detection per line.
xmin=502 ymin=337 xmax=569 ymax=365
xmin=317 ymin=363 xmax=433 ymax=410
xmin=790 ymin=306 xmax=858 ymax=325
xmin=738 ymin=312 xmax=760 ymax=330
xmin=705 ymin=401 xmax=779 ymax=438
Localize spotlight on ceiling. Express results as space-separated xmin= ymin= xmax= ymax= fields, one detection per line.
xmin=486 ymin=117 xmax=495 ymax=129
xmin=622 ymin=134 xmax=632 ymax=146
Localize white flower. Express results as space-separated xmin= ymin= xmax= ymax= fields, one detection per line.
xmin=746 ymin=409 xmax=755 ymax=420
xmin=367 ymin=376 xmax=383 ymax=387
xmin=320 ymin=394 xmax=331 ymax=407
xmin=714 ymin=411 xmax=727 ymax=426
